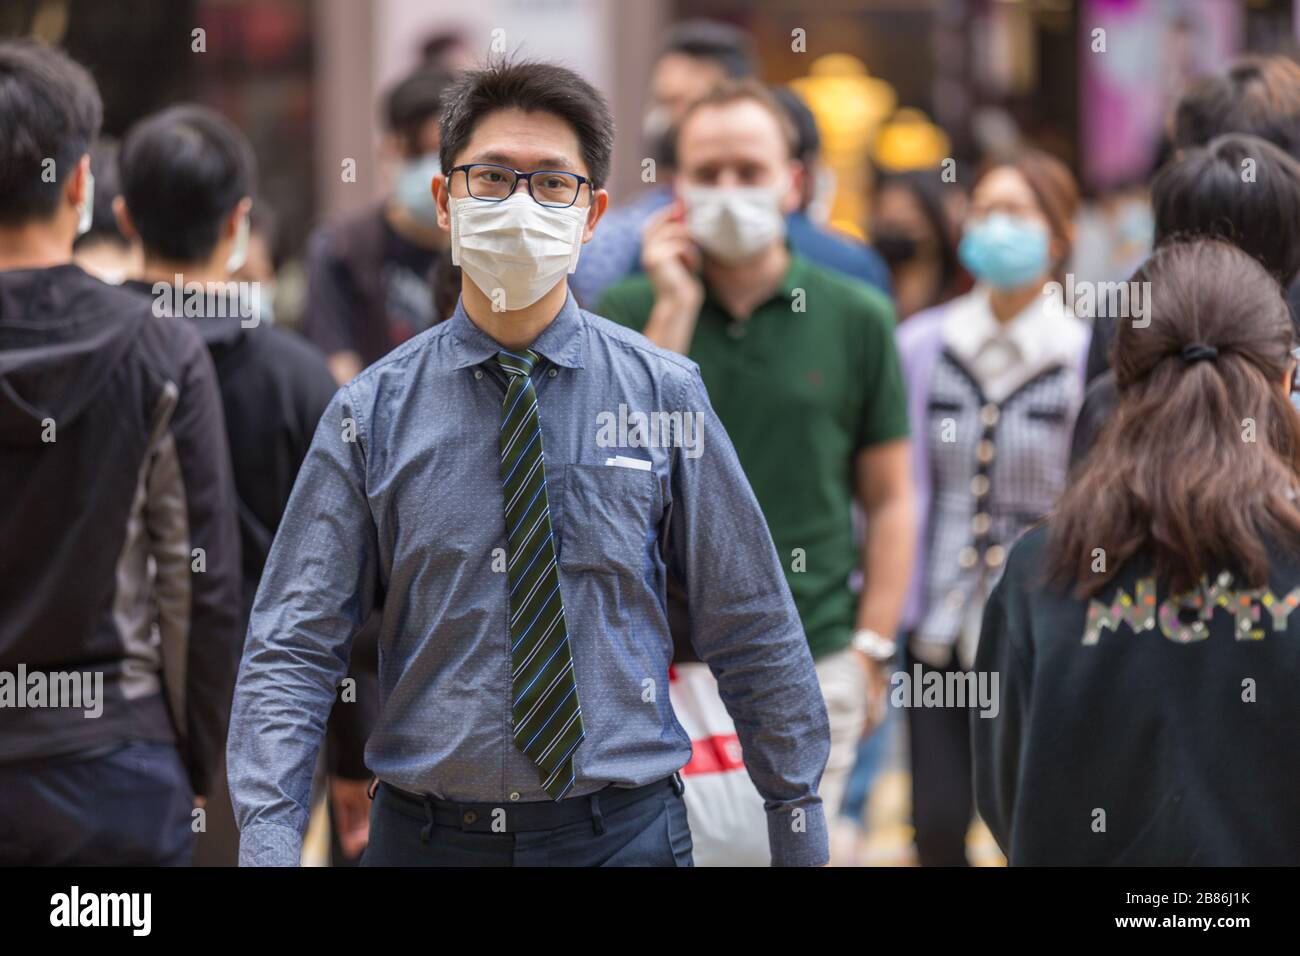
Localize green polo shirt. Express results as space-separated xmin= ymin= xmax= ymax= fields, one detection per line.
xmin=598 ymin=253 xmax=909 ymax=659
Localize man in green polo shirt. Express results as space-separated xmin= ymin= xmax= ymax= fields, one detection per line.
xmin=598 ymin=80 xmax=915 ymax=861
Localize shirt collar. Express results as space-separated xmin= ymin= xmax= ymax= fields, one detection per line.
xmin=449 ymin=289 xmax=587 ymax=370
xmin=701 ymin=248 xmax=810 ymax=318
xmin=945 ymin=283 xmax=1075 ymax=368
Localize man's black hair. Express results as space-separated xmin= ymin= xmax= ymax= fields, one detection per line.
xmin=1153 ymin=133 xmax=1300 ymax=287
xmin=439 ymin=58 xmax=615 ymax=189
xmin=659 ymin=19 xmax=755 ymax=79
xmin=384 ymin=65 xmax=455 ymax=149
xmin=120 ymin=104 xmax=256 ymax=262
xmin=0 ymin=39 xmax=102 ymax=226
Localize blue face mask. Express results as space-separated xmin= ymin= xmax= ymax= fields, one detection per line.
xmin=958 ymin=212 xmax=1051 ymax=290
xmin=394 ymin=153 xmax=442 ymax=227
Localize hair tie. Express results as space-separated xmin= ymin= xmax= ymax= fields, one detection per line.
xmin=1181 ymin=343 xmax=1219 ymax=364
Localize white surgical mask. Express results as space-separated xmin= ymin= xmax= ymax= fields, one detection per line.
xmin=681 ymin=183 xmax=786 ymax=263
xmin=76 ymin=169 xmax=95 ymax=238
xmin=225 ymin=211 xmax=251 ymax=273
xmin=450 ymin=192 xmax=587 ymax=310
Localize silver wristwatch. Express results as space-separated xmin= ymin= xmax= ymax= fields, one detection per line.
xmin=852 ymin=628 xmax=897 ymax=662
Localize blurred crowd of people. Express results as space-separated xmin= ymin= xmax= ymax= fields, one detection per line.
xmin=2 ymin=16 xmax=1300 ymax=868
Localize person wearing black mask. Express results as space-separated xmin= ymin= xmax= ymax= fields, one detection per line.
xmin=871 ymin=168 xmax=966 ymax=320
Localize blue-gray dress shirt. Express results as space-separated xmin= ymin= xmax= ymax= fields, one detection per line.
xmin=227 ymin=291 xmax=831 ymax=866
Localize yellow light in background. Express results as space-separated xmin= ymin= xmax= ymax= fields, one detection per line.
xmin=791 ymin=54 xmax=897 ymax=237
xmin=873 ymin=107 xmax=952 ymax=173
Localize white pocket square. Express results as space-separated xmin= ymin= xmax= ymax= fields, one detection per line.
xmin=604 ymin=455 xmax=652 ymax=472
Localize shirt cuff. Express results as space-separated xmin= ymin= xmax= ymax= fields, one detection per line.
xmin=238 ymin=822 xmax=305 ymax=867
xmin=766 ymin=799 xmax=830 ymax=867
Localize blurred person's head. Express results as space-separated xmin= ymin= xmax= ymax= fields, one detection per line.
xmin=420 ymin=30 xmax=473 ymax=73
xmin=0 ymin=39 xmax=101 ymax=265
xmin=232 ymin=203 xmax=282 ymax=323
xmin=432 ymin=59 xmax=612 ymax=314
xmin=1048 ymin=240 xmax=1300 ymax=597
xmin=72 ymin=138 xmax=141 ymax=284
xmin=646 ymin=20 xmax=756 ymax=167
xmin=117 ymin=104 xmax=256 ymax=277
xmin=384 ymin=65 xmax=456 ymax=231
xmin=959 ymin=149 xmax=1077 ymax=294
xmin=672 ymin=79 xmax=802 ymax=266
xmin=872 ymin=168 xmax=961 ymax=318
xmin=1152 ymin=134 xmax=1300 ymax=291
xmin=1173 ymin=55 xmax=1300 ymax=161
xmin=233 ymin=203 xmax=279 ymax=286
xmin=771 ymin=86 xmax=835 ymax=218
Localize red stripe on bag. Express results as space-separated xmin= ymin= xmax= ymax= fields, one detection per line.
xmin=681 ymin=733 xmax=745 ymax=775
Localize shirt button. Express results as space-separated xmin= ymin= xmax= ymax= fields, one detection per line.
xmin=463 ymin=810 xmax=478 ymax=824
xmin=958 ymin=546 xmax=978 ymax=569
xmin=509 ymin=791 xmax=520 ymax=802
xmin=548 ymin=368 xmax=558 ymax=377
xmin=972 ymin=512 xmax=992 ymax=535
xmin=976 ymin=439 xmax=996 ymax=464
xmin=980 ymin=403 xmax=1000 ymax=427
xmin=985 ymin=544 xmax=1006 ymax=568
xmin=473 ymin=369 xmax=484 ymax=380
xmin=970 ymin=474 xmax=990 ymax=497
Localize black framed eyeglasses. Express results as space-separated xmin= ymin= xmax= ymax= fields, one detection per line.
xmin=448 ymin=163 xmax=590 ymax=208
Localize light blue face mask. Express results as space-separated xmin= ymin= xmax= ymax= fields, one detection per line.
xmin=395 ymin=153 xmax=442 ymax=227
xmin=1115 ymin=201 xmax=1153 ymax=246
xmin=958 ymin=212 xmax=1051 ymax=291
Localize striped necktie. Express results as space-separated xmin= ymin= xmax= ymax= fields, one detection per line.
xmin=496 ymin=348 xmax=584 ymax=800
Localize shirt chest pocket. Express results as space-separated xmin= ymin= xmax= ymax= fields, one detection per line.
xmin=558 ymin=463 xmax=655 ymax=578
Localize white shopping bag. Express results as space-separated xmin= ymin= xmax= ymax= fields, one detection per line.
xmin=669 ymin=663 xmax=770 ymax=866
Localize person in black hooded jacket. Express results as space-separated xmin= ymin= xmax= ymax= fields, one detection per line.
xmin=0 ymin=40 xmax=243 ymax=865
xmin=975 ymin=240 xmax=1300 ymax=865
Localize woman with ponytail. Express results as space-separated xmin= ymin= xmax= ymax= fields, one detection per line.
xmin=973 ymin=239 xmax=1300 ymax=865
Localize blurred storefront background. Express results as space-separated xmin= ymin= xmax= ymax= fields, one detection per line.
xmin=3 ymin=0 xmax=1298 ymax=283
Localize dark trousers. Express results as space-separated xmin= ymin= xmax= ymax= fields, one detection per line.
xmin=906 ymin=647 xmax=974 ymax=867
xmin=0 ymin=740 xmax=195 ymax=866
xmin=362 ymin=775 xmax=694 ymax=867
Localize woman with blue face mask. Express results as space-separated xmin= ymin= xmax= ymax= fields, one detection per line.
xmin=893 ymin=150 xmax=1089 ymax=866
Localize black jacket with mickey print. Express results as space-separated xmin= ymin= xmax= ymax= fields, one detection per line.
xmin=973 ymin=523 xmax=1300 ymax=865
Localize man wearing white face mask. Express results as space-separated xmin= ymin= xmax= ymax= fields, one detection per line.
xmin=228 ymin=59 xmax=831 ymax=868
xmin=600 ymin=80 xmax=916 ymax=864
xmin=569 ymin=19 xmax=756 ymax=309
